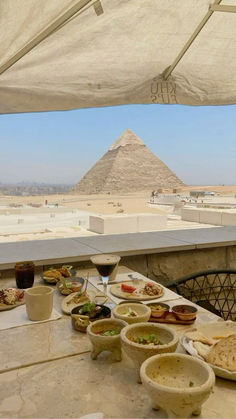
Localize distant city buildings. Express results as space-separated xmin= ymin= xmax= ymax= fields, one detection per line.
xmin=0 ymin=184 xmax=72 ymax=196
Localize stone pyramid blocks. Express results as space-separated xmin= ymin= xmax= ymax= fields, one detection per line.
xmin=72 ymin=129 xmax=184 ymax=194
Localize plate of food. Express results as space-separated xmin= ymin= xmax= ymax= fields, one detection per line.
xmin=110 ymin=280 xmax=164 ymax=301
xmin=0 ymin=288 xmax=25 ymax=311
xmin=180 ymin=321 xmax=236 ymax=380
xmin=57 ymin=277 xmax=84 ymax=295
xmin=42 ymin=265 xmax=75 ymax=284
xmin=61 ymin=290 xmax=107 ymax=315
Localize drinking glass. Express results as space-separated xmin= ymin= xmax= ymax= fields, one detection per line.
xmin=90 ymin=254 xmax=120 ymax=295
xmin=15 ymin=261 xmax=35 ymax=289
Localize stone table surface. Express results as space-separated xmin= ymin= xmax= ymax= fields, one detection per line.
xmin=0 ymin=267 xmax=235 ymax=419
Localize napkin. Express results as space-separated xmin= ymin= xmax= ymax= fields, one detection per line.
xmin=0 ymin=304 xmax=62 ymax=330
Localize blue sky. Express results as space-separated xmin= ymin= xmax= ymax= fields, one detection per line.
xmin=0 ymin=104 xmax=235 ymax=185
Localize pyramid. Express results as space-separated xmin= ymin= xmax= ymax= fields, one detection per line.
xmin=72 ymin=129 xmax=184 ymax=194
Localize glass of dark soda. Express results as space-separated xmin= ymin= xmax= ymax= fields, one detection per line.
xmin=15 ymin=261 xmax=35 ymax=289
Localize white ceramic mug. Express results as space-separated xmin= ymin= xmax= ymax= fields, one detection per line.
xmin=25 ymin=286 xmax=54 ymax=321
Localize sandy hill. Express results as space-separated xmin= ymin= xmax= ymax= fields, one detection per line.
xmin=72 ymin=129 xmax=184 ymax=194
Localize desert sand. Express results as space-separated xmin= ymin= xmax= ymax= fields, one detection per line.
xmin=0 ymin=186 xmax=236 ymax=243
xmin=1 ymin=185 xmax=236 ymax=214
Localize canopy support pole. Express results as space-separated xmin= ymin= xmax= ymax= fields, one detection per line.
xmin=0 ymin=0 xmax=102 ymax=76
xmin=162 ymin=0 xmax=222 ymax=80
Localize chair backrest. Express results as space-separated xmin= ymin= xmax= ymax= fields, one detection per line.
xmin=169 ymin=269 xmax=236 ymax=321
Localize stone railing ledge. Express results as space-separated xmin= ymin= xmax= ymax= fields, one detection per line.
xmin=0 ymin=226 xmax=236 ymax=270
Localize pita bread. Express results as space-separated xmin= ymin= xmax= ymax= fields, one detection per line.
xmin=185 ymin=331 xmax=216 ymax=345
xmin=206 ymin=334 xmax=236 ymax=372
xmin=212 ymin=332 xmax=235 ymax=340
xmin=193 ymin=341 xmax=211 ymax=360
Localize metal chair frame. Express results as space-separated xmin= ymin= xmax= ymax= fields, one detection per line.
xmin=168 ymin=269 xmax=236 ymax=321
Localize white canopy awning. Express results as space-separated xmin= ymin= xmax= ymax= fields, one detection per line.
xmin=0 ymin=0 xmax=236 ymax=113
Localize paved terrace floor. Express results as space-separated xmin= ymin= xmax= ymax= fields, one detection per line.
xmin=0 ymin=226 xmax=236 ymax=270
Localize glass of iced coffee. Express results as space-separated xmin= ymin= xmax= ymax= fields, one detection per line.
xmin=90 ymin=254 xmax=120 ymax=295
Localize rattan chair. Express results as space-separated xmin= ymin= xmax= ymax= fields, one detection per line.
xmin=167 ymin=269 xmax=236 ymax=321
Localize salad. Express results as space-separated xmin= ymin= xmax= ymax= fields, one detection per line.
xmin=120 ymin=282 xmax=162 ymax=297
xmin=0 ymin=288 xmax=24 ymax=305
xmin=131 ymin=333 xmax=163 ymax=345
xmin=95 ymin=328 xmax=121 ymax=336
xmin=79 ymin=302 xmax=103 ymax=319
xmin=142 ymin=283 xmax=162 ymax=296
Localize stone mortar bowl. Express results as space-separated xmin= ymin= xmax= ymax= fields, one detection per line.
xmin=140 ymin=353 xmax=215 ymax=418
xmin=120 ymin=322 xmax=178 ymax=382
xmin=112 ymin=303 xmax=151 ymax=324
xmin=87 ymin=318 xmax=127 ymax=361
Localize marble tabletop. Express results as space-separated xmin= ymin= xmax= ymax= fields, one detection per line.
xmin=0 ymin=267 xmax=235 ymax=419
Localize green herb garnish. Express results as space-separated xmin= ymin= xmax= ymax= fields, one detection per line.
xmin=135 ymin=334 xmax=163 ymax=345
xmin=80 ymin=302 xmax=95 ymax=314
xmin=137 ymin=336 xmax=146 ymax=344
xmin=96 ymin=328 xmax=121 ymax=336
xmin=189 ymin=381 xmax=194 ymax=387
xmin=102 ymin=329 xmax=120 ymax=336
xmin=149 ymin=334 xmax=157 ymax=343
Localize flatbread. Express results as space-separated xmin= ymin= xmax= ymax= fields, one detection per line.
xmin=185 ymin=330 xmax=216 ymax=345
xmin=212 ymin=333 xmax=235 ymax=340
xmin=206 ymin=334 xmax=236 ymax=372
xmin=197 ymin=322 xmax=236 ymax=340
xmin=193 ymin=341 xmax=211 ymax=360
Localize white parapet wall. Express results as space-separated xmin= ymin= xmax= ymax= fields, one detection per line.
xmin=199 ymin=209 xmax=222 ymax=225
xmin=181 ymin=207 xmax=236 ymax=226
xmin=89 ymin=213 xmax=167 ymax=234
xmin=137 ymin=213 xmax=167 ymax=232
xmin=181 ymin=208 xmax=200 ymax=222
xmin=221 ymin=211 xmax=236 ymax=226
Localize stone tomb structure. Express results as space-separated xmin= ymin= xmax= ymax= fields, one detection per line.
xmin=182 ymin=207 xmax=236 ymax=226
xmin=89 ymin=213 xmax=167 ymax=234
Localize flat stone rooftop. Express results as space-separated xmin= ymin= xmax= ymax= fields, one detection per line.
xmin=0 ymin=213 xmax=214 ymax=243
xmin=0 ymin=226 xmax=236 ymax=270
